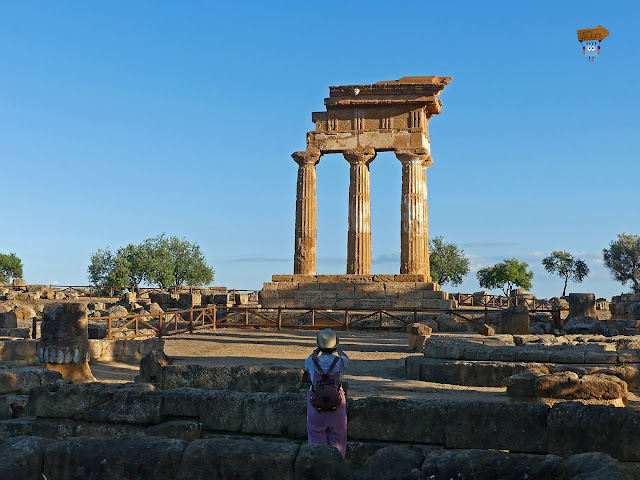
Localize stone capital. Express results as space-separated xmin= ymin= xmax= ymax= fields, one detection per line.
xmin=292 ymin=148 xmax=321 ymax=166
xmin=395 ymin=147 xmax=431 ymax=164
xmin=343 ymin=148 xmax=376 ymax=165
xmin=423 ymin=155 xmax=434 ymax=168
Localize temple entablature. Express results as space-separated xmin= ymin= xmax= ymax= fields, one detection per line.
xmin=306 ymin=76 xmax=451 ymax=154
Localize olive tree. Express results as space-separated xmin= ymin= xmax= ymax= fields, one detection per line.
xmin=144 ymin=234 xmax=215 ymax=288
xmin=88 ymin=234 xmax=214 ymax=289
xmin=603 ymin=233 xmax=640 ymax=293
xmin=476 ymin=258 xmax=533 ymax=296
xmin=541 ymin=251 xmax=589 ymax=296
xmin=0 ymin=253 xmax=23 ymax=283
xmin=429 ymin=236 xmax=470 ymax=286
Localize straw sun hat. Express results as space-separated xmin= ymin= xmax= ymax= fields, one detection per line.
xmin=317 ymin=328 xmax=339 ymax=350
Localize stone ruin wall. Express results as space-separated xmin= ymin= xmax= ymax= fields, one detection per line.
xmin=0 ymin=382 xmax=639 ymax=479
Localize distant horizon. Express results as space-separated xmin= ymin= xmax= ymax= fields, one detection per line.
xmin=1 ymin=1 xmax=637 ymax=301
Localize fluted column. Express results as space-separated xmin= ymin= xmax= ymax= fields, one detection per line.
xmin=292 ymin=148 xmax=321 ymax=275
xmin=344 ymin=148 xmax=376 ymax=274
xmin=422 ymin=155 xmax=433 ymax=278
xmin=396 ymin=148 xmax=431 ymax=276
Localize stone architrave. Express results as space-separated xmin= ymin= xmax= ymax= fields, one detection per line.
xmin=568 ymin=293 xmax=597 ymax=320
xmin=38 ymin=303 xmax=95 ymax=383
xmin=344 ymin=148 xmax=376 ymax=274
xmin=396 ymin=148 xmax=431 ymax=277
xmin=292 ymin=148 xmax=321 ymax=275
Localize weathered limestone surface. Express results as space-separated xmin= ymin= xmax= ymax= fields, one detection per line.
xmin=500 ymin=305 xmax=530 ymax=334
xmin=410 ymin=335 xmax=640 ymax=389
xmin=610 ymin=293 xmax=640 ymax=320
xmin=548 ymin=402 xmax=640 ymax=462
xmin=0 ymin=337 xmax=162 ymax=364
xmin=43 ymin=435 xmax=186 ymax=480
xmin=158 ymin=364 xmax=306 ymax=393
xmin=344 ymin=148 xmax=376 ymax=274
xmin=292 ymin=149 xmax=321 ymax=275
xmin=0 ymin=366 xmax=62 ymax=395
xmin=307 ymin=76 xmax=451 ymax=154
xmin=568 ymin=293 xmax=597 ymax=320
xmin=407 ymin=322 xmax=432 ymax=352
xmin=397 ymin=148 xmax=432 ymax=278
xmin=1 ymin=435 xmax=633 ymax=480
xmin=0 ymin=311 xmax=17 ymax=329
xmin=290 ymin=77 xmax=451 ymax=281
xmin=5 ymin=383 xmax=640 ymax=470
xmin=261 ymin=275 xmax=452 ymax=310
xmin=38 ymin=303 xmax=95 ymax=383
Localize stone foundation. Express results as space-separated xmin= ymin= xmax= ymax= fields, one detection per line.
xmin=610 ymin=293 xmax=640 ymax=320
xmin=407 ymin=334 xmax=640 ymax=388
xmin=0 ymin=338 xmax=163 ymax=364
xmin=142 ymin=363 xmax=308 ymax=393
xmin=0 ymin=434 xmax=633 ymax=480
xmin=2 ymin=382 xmax=640 ymax=467
xmin=261 ymin=274 xmax=455 ymax=310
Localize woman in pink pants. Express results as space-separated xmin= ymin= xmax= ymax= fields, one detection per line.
xmin=304 ymin=328 xmax=350 ymax=458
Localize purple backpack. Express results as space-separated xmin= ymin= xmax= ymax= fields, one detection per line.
xmin=310 ymin=356 xmax=342 ymax=412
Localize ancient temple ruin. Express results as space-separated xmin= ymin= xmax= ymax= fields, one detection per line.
xmin=262 ymin=77 xmax=456 ymax=310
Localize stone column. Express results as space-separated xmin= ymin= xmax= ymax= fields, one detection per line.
xmin=422 ymin=155 xmax=433 ymax=279
xmin=38 ymin=303 xmax=95 ymax=383
xmin=344 ymin=148 xmax=376 ymax=274
xmin=396 ymin=148 xmax=431 ymax=276
xmin=568 ymin=293 xmax=597 ymax=320
xmin=292 ymin=148 xmax=321 ymax=275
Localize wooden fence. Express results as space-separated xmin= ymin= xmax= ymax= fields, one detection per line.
xmin=31 ymin=304 xmax=560 ymax=340
xmin=452 ymin=293 xmax=557 ymax=313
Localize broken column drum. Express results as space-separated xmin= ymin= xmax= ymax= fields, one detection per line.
xmin=291 ymin=76 xmax=451 ymax=277
xmin=38 ymin=303 xmax=95 ymax=382
xmin=568 ymin=293 xmax=597 ymax=320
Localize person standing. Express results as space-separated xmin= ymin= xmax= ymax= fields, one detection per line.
xmin=304 ymin=328 xmax=350 ymax=457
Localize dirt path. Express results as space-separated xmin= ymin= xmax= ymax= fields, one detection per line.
xmin=93 ymin=328 xmax=507 ymax=402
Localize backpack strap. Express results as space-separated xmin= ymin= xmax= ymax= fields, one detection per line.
xmin=326 ymin=356 xmax=340 ymax=375
xmin=312 ymin=356 xmax=325 ymax=375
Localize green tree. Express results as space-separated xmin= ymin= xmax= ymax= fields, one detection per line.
xmin=145 ymin=234 xmax=214 ymax=287
xmin=429 ymin=236 xmax=470 ymax=286
xmin=88 ymin=235 xmax=214 ymax=289
xmin=541 ymin=251 xmax=589 ymax=297
xmin=603 ymin=233 xmax=640 ymax=293
xmin=0 ymin=253 xmax=23 ymax=283
xmin=476 ymin=258 xmax=534 ymax=296
xmin=87 ymin=245 xmax=149 ymax=289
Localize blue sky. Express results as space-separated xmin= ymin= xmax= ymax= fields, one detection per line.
xmin=1 ymin=1 xmax=638 ymax=299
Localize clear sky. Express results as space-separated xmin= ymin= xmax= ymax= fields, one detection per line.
xmin=1 ymin=1 xmax=638 ymax=300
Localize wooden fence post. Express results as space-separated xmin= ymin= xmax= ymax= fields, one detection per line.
xmin=277 ymin=307 xmax=282 ymax=330
xmin=345 ymin=309 xmax=349 ymax=331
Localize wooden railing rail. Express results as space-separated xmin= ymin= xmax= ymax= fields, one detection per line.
xmin=30 ymin=303 xmax=559 ymax=340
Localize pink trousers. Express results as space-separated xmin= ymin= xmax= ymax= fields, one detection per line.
xmin=306 ymin=390 xmax=347 ymax=457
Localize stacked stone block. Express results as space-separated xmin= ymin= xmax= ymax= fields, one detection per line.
xmin=610 ymin=293 xmax=640 ymax=320
xmin=260 ymin=274 xmax=455 ymax=310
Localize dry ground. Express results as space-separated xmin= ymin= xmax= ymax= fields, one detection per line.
xmin=92 ymin=328 xmax=508 ymax=402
